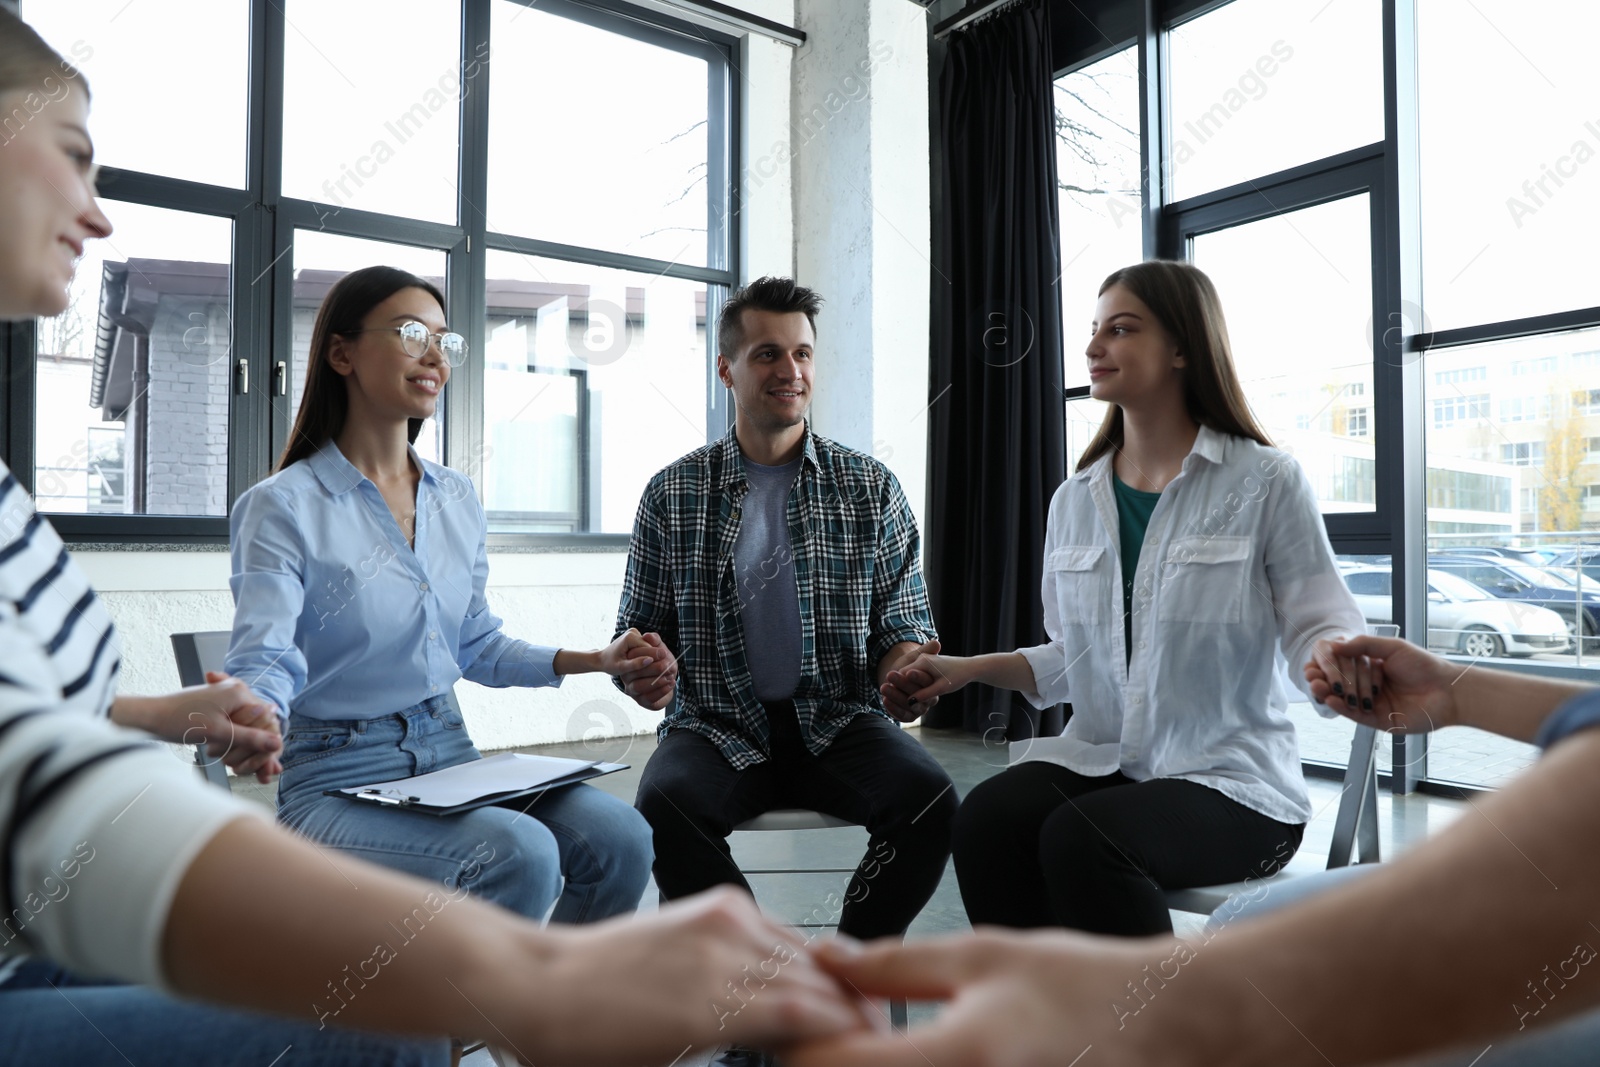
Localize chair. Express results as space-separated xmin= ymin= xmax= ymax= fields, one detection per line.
xmin=1161 ymin=722 xmax=1381 ymax=914
xmin=730 ymin=809 xmax=910 ymax=1030
xmin=170 ymin=630 xmax=234 ymax=789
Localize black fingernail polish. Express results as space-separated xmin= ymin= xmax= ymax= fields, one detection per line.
xmin=1332 ymin=682 xmax=1344 ymax=695
xmin=1362 ymin=698 xmax=1373 ymax=711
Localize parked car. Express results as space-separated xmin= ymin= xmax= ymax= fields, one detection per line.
xmin=1342 ymin=565 xmax=1570 ymax=658
xmin=1432 ymin=544 xmax=1563 ymax=567
xmin=1427 ymin=555 xmax=1600 ymax=653
xmin=1548 ymin=546 xmax=1600 ymax=586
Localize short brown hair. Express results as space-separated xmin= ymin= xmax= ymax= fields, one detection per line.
xmin=717 ymin=276 xmax=824 ymax=357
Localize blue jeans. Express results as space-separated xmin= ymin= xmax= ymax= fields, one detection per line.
xmin=0 ymin=960 xmax=447 ymax=1066
xmin=277 ymin=692 xmax=652 ymax=924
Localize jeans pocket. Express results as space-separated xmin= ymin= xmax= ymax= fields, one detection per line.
xmin=281 ymin=727 xmax=358 ymax=770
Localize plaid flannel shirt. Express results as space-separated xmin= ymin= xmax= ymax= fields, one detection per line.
xmin=616 ymin=425 xmax=937 ymax=769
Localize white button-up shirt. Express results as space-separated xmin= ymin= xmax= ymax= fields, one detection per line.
xmin=1016 ymin=427 xmax=1365 ymax=824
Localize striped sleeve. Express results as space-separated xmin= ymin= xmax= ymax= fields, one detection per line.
xmin=0 ymin=599 xmax=263 ymax=989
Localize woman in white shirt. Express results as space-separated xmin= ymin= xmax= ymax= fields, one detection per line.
xmin=887 ymin=260 xmax=1373 ymax=935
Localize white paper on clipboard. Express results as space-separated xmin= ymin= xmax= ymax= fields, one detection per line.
xmin=337 ymin=752 xmax=600 ymax=808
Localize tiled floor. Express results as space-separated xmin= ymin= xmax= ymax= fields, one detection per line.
xmin=229 ymin=723 xmax=1472 ymax=1067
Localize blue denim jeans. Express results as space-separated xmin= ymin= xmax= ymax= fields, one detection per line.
xmin=277 ymin=692 xmax=651 ymax=924
xmin=0 ymin=961 xmax=448 ymax=1066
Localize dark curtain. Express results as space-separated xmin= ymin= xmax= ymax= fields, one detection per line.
xmin=923 ymin=0 xmax=1068 ymax=742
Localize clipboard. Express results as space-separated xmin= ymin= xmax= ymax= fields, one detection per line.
xmin=327 ymin=752 xmax=628 ymax=817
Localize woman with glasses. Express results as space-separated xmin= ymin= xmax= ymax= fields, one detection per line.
xmin=224 ymin=265 xmax=663 ymax=927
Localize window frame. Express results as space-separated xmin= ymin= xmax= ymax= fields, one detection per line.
xmin=1 ymin=0 xmax=740 ymax=549
xmin=1047 ymin=0 xmax=1600 ymax=796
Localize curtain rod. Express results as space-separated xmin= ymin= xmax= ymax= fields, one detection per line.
xmin=931 ymin=0 xmax=1018 ymax=40
xmin=649 ymin=0 xmax=807 ymax=47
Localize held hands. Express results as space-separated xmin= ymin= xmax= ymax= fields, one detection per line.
xmin=881 ymin=641 xmax=973 ymax=722
xmin=530 ymin=887 xmax=870 ymax=1065
xmin=183 ymin=672 xmax=284 ymax=784
xmin=1305 ymin=635 xmax=1459 ymax=735
xmin=784 ymin=930 xmax=1167 ymax=1067
xmin=604 ymin=628 xmax=678 ymax=711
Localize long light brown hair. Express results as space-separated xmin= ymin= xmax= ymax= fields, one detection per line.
xmin=1076 ymin=260 xmax=1271 ymax=472
xmin=277 ymin=266 xmax=444 ymax=471
xmin=0 ymin=9 xmax=85 ymax=98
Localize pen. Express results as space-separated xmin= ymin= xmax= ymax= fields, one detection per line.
xmin=359 ymin=790 xmax=420 ymax=806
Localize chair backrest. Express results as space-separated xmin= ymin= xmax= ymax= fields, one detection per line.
xmin=170 ymin=631 xmax=234 ymax=789
xmin=171 ymin=630 xmax=231 ymax=687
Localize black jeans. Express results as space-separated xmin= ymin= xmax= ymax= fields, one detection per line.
xmin=953 ymin=761 xmax=1304 ymax=935
xmin=635 ymin=702 xmax=958 ymax=940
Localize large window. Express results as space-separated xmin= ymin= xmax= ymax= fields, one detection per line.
xmin=1417 ymin=1 xmax=1600 ymax=330
xmin=1054 ymin=45 xmax=1142 ymax=391
xmin=13 ymin=0 xmax=737 ymax=541
xmin=1052 ymin=0 xmax=1600 ymax=794
xmin=33 ymin=202 xmax=234 ymax=517
xmin=1166 ymin=0 xmax=1383 ymax=200
xmin=1190 ymin=194 xmax=1377 ymax=514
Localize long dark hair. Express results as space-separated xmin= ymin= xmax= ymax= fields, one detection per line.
xmin=277 ymin=266 xmax=446 ymax=472
xmin=1076 ymin=260 xmax=1271 ymax=473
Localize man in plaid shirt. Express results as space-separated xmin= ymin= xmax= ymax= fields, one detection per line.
xmin=616 ymin=279 xmax=958 ymax=1001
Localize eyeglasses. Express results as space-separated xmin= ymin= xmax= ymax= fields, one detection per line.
xmin=346 ymin=321 xmax=468 ymax=367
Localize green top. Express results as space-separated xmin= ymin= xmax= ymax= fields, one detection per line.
xmin=1112 ymin=473 xmax=1162 ymax=663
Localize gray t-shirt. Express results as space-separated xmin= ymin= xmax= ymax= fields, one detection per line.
xmin=733 ymin=456 xmax=804 ymax=702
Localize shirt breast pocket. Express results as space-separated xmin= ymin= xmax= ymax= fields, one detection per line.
xmin=1046 ymin=545 xmax=1109 ymax=626
xmin=1157 ymin=536 xmax=1251 ymax=624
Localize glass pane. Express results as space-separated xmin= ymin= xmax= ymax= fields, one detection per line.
xmin=1190 ymin=194 xmax=1376 ymax=513
xmin=482 ymin=251 xmax=708 ymax=534
xmin=290 ymin=233 xmax=449 ymax=464
xmin=1418 ymin=2 xmax=1600 ymax=330
xmin=1290 ymin=554 xmax=1393 ymax=770
xmin=1424 ymin=327 xmax=1600 ymax=667
xmin=1056 ymin=47 xmax=1143 ymax=391
xmin=21 ymin=1 xmax=249 ymax=188
xmin=1064 ymin=395 xmax=1111 ymax=473
xmin=487 ymin=2 xmax=710 ymax=265
xmin=281 ymin=0 xmax=461 ymax=223
xmin=1167 ymin=0 xmax=1383 ymax=201
xmin=35 ymin=202 xmax=232 ymax=516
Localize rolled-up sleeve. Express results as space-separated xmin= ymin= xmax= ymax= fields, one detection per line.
xmin=457 ymin=494 xmax=561 ymax=689
xmin=866 ymin=470 xmax=937 ymax=668
xmin=225 ymin=484 xmax=309 ymax=724
xmin=0 ymin=605 xmax=262 ymax=990
xmin=1017 ymin=558 xmax=1074 ymax=709
xmin=1262 ymin=460 xmax=1367 ymax=712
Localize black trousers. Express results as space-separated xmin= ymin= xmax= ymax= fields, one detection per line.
xmin=953 ymin=761 xmax=1304 ymax=935
xmin=635 ymin=702 xmax=958 ymax=940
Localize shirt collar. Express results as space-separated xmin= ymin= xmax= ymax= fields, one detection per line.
xmin=1070 ymin=423 xmax=1230 ymax=484
xmin=307 ymin=438 xmax=438 ymax=496
xmin=712 ymin=422 xmax=820 ymax=491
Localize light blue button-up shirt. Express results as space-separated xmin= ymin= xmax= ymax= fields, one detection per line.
xmin=225 ymin=439 xmax=561 ymax=723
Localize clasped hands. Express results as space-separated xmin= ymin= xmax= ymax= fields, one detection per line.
xmin=114 ymin=673 xmax=285 ymax=784
xmin=605 ymin=627 xmax=679 ymax=711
